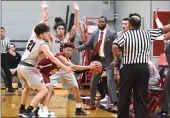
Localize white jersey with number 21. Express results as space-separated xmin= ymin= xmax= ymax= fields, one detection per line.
xmin=21 ymin=33 xmax=46 ymax=66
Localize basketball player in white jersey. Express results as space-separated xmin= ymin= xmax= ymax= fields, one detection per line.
xmin=35 ymin=1 xmax=85 ymax=116
xmin=17 ymin=19 xmax=72 ymax=118
xmin=51 ymin=1 xmax=79 ymax=54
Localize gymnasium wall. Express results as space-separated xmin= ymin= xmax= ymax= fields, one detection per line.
xmin=2 ymin=1 xmax=170 ymax=66
xmin=2 ymin=1 xmax=107 ymax=46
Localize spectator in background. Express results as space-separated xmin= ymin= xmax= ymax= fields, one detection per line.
xmin=148 ymin=60 xmax=161 ymax=86
xmin=154 ymin=8 xmax=170 ymax=115
xmin=1 ymin=27 xmax=15 ymax=93
xmin=7 ymin=43 xmax=22 ymax=89
xmin=77 ymin=16 xmax=118 ymax=110
xmin=117 ymin=18 xmax=130 ymax=37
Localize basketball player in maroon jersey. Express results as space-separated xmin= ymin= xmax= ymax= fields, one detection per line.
xmin=38 ymin=42 xmax=99 ymax=116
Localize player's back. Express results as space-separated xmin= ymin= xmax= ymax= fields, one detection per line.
xmin=21 ymin=36 xmax=46 ymax=66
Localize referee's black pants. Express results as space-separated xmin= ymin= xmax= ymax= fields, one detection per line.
xmin=1 ymin=53 xmax=13 ymax=90
xmin=118 ymin=64 xmax=149 ymax=118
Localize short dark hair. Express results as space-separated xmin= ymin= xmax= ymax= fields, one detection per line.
xmin=1 ymin=27 xmax=5 ymax=30
xmin=123 ymin=18 xmax=129 ymax=21
xmin=54 ymin=17 xmax=66 ymax=30
xmin=10 ymin=43 xmax=15 ymax=48
xmin=34 ymin=23 xmax=50 ymax=36
xmin=54 ymin=22 xmax=66 ymax=30
xmin=99 ymin=16 xmax=107 ymax=22
xmin=63 ymin=42 xmax=75 ymax=49
xmin=129 ymin=13 xmax=141 ymax=29
xmin=129 ymin=13 xmax=141 ymax=18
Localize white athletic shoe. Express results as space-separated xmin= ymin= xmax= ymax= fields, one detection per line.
xmin=39 ymin=111 xmax=49 ymax=117
xmin=38 ymin=107 xmax=56 ymax=117
xmin=100 ymin=95 xmax=110 ymax=102
xmin=38 ymin=107 xmax=43 ymax=115
xmin=48 ymin=111 xmax=55 ymax=116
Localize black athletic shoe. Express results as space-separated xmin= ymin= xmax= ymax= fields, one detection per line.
xmin=75 ymin=108 xmax=87 ymax=116
xmin=21 ymin=111 xmax=36 ymax=118
xmin=157 ymin=110 xmax=169 ymax=115
xmin=8 ymin=89 xmax=15 ymax=93
xmin=33 ymin=111 xmax=39 ymax=117
xmin=161 ymin=111 xmax=169 ymax=115
xmin=18 ymin=109 xmax=26 ymax=117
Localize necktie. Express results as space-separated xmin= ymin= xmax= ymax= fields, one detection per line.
xmin=93 ymin=31 xmax=104 ymax=56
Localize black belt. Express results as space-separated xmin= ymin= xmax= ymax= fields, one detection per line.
xmin=19 ymin=61 xmax=35 ymax=67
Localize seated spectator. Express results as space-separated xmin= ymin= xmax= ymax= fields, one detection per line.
xmin=1 ymin=67 xmax=8 ymax=89
xmin=6 ymin=43 xmax=22 ymax=89
xmin=1 ymin=27 xmax=15 ymax=93
xmin=148 ymin=60 xmax=161 ymax=86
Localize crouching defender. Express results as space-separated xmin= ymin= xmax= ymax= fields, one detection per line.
xmin=38 ymin=42 xmax=99 ymax=116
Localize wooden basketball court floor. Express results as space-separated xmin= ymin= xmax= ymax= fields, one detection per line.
xmin=1 ymin=83 xmax=170 ymax=118
xmin=1 ymin=83 xmax=117 ymax=118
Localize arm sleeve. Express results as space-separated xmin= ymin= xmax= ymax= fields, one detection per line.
xmin=77 ymin=32 xmax=94 ymax=52
xmin=147 ymin=28 xmax=163 ymax=40
xmin=155 ymin=18 xmax=163 ymax=28
xmin=112 ymin=33 xmax=125 ymax=47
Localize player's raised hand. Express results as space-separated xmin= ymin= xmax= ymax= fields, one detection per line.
xmin=41 ymin=0 xmax=48 ymax=8
xmin=154 ymin=8 xmax=159 ymax=20
xmin=42 ymin=11 xmax=50 ymax=22
xmin=72 ymin=1 xmax=79 ymax=11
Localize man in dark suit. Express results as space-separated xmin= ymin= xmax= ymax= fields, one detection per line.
xmin=77 ymin=16 xmax=118 ymax=110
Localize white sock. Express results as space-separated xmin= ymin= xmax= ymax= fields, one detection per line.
xmin=43 ymin=106 xmax=48 ymax=112
xmin=38 ymin=104 xmax=43 ymax=108
xmin=76 ymin=103 xmax=81 ymax=108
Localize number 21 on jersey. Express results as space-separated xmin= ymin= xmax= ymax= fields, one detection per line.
xmin=27 ymin=40 xmax=36 ymax=52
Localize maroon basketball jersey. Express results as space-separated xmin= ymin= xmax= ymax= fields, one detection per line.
xmin=38 ymin=52 xmax=63 ymax=77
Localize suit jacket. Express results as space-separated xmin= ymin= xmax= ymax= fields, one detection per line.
xmin=78 ymin=28 xmax=117 ymax=65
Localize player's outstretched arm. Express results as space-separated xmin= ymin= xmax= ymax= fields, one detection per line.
xmin=70 ymin=62 xmax=99 ymax=71
xmin=40 ymin=44 xmax=73 ymax=73
xmin=154 ymin=8 xmax=163 ymax=28
xmin=57 ymin=55 xmax=99 ymax=71
xmin=67 ymin=1 xmax=80 ymax=40
xmin=41 ymin=1 xmax=50 ymax=24
xmin=153 ymin=8 xmax=170 ymax=40
xmin=31 ymin=1 xmax=50 ymax=37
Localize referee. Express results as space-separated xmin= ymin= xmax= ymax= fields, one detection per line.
xmin=1 ymin=27 xmax=15 ymax=93
xmin=112 ymin=13 xmax=169 ymax=118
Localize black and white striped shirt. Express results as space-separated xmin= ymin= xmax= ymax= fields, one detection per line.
xmin=0 ymin=37 xmax=10 ymax=53
xmin=113 ymin=29 xmax=162 ymax=64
